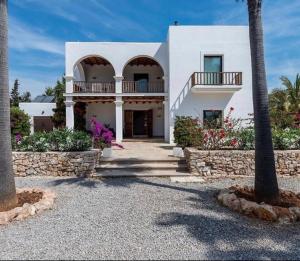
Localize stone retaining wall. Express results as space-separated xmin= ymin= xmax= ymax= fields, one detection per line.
xmin=13 ymin=150 xmax=101 ymax=177
xmin=184 ymin=148 xmax=300 ymax=177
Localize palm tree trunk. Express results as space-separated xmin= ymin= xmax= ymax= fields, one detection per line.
xmin=247 ymin=0 xmax=279 ymax=203
xmin=0 ymin=0 xmax=17 ymax=211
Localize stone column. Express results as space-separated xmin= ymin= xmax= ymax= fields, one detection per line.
xmin=114 ymin=96 xmax=123 ymax=143
xmin=114 ymin=75 xmax=124 ymax=94
xmin=29 ymin=116 xmax=34 ymax=134
xmin=163 ymin=98 xmax=170 ymax=143
xmin=65 ymin=75 xmax=74 ymax=93
xmin=65 ymin=97 xmax=75 ymax=129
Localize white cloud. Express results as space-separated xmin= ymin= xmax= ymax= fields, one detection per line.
xmin=9 ymin=17 xmax=64 ymax=55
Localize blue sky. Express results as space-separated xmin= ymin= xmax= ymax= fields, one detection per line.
xmin=8 ymin=0 xmax=300 ymax=97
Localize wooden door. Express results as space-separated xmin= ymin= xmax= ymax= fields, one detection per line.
xmin=124 ymin=110 xmax=133 ymax=138
xmin=147 ymin=109 xmax=153 ymax=137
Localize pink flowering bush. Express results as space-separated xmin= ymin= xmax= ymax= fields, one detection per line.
xmin=90 ymin=117 xmax=124 ymax=149
xmin=202 ymin=107 xmax=241 ymax=150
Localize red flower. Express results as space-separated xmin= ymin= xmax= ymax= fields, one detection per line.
xmin=231 ymin=139 xmax=237 ymax=146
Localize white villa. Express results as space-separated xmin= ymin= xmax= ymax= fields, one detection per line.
xmin=65 ymin=25 xmax=252 ymax=143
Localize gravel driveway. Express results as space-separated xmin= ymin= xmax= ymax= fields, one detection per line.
xmin=0 ymin=176 xmax=299 ymax=260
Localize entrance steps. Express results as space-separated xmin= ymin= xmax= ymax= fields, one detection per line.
xmin=93 ymin=158 xmax=190 ymax=178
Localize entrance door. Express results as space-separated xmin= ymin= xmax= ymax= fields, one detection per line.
xmin=124 ymin=109 xmax=153 ymax=138
xmin=124 ymin=110 xmax=133 ymax=138
xmin=134 ymin=73 xmax=149 ymax=92
xmin=133 ymin=111 xmax=147 ymax=136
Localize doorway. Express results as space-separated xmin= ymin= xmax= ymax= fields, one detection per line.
xmin=124 ymin=110 xmax=153 ymax=138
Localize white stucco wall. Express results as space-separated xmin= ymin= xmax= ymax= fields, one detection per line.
xmin=85 ymin=102 xmax=164 ymax=137
xmin=86 ymin=103 xmax=116 ymax=131
xmin=167 ymin=25 xmax=253 ymax=141
xmin=65 ymin=25 xmax=253 ymax=143
xmin=82 ymin=64 xmax=115 ymax=82
xmin=19 ymin=103 xmax=56 ymax=117
xmin=66 ymin=42 xmax=168 ymax=79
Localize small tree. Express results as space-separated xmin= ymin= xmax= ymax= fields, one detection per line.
xmin=52 ymin=77 xmax=66 ymax=128
xmin=44 ymin=87 xmax=54 ymax=96
xmin=19 ymin=91 xmax=31 ymax=102
xmin=10 ymin=107 xmax=30 ymax=137
xmin=10 ymin=79 xmax=19 ymax=107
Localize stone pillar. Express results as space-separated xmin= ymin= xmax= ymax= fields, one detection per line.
xmin=114 ymin=75 xmax=124 ymax=94
xmin=114 ymin=96 xmax=123 ymax=143
xmin=65 ymin=97 xmax=75 ymax=129
xmin=162 ymin=76 xmax=168 ymax=93
xmin=163 ymin=99 xmax=170 ymax=143
xmin=65 ymin=75 xmax=74 ymax=93
xmin=29 ymin=116 xmax=34 ymax=134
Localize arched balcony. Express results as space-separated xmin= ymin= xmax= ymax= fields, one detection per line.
xmin=122 ymin=56 xmax=164 ymax=93
xmin=73 ymin=56 xmax=116 ymax=93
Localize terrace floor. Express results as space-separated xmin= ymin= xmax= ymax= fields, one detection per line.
xmin=0 ymin=176 xmax=299 ymax=260
xmin=112 ymin=138 xmax=174 ymax=160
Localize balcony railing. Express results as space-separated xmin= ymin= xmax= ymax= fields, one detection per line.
xmin=191 ymin=72 xmax=242 ymax=86
xmin=73 ymin=81 xmax=115 ymax=93
xmin=122 ymin=80 xmax=164 ymax=93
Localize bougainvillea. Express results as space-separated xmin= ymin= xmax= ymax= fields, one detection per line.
xmin=90 ymin=117 xmax=123 ymax=149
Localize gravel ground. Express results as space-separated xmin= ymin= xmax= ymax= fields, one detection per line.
xmin=0 ymin=176 xmax=299 ymax=260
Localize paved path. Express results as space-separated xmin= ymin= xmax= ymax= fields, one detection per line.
xmin=0 ymin=176 xmax=299 ymax=260
xmin=112 ymin=139 xmax=174 ymax=160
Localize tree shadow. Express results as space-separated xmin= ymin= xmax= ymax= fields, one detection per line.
xmin=48 ymin=177 xmax=99 ymax=188
xmin=154 ymin=190 xmax=300 ymax=260
xmin=101 ymin=176 xmax=300 ymax=259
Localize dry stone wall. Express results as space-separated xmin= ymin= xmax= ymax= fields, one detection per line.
xmin=184 ymin=148 xmax=300 ymax=177
xmin=13 ymin=150 xmax=101 ymax=177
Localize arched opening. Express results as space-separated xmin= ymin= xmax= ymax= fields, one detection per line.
xmin=72 ymin=56 xmax=116 ymax=133
xmin=122 ymin=56 xmax=164 ymax=93
xmin=73 ymin=55 xmax=115 ymax=93
xmin=122 ymin=56 xmax=165 ymax=138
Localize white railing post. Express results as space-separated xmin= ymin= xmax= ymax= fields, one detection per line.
xmin=114 ymin=76 xmax=124 ymax=94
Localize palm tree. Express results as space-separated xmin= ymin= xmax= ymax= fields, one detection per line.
xmin=0 ymin=0 xmax=18 ymax=211
xmin=280 ymin=74 xmax=300 ymax=114
xmin=244 ymin=0 xmax=279 ymax=203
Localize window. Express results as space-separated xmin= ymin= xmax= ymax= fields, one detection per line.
xmin=134 ymin=73 xmax=149 ymax=92
xmin=204 ymin=56 xmax=223 ymax=85
xmin=203 ymin=110 xmax=223 ymax=128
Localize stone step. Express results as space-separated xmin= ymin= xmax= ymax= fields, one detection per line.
xmin=98 ymin=158 xmax=186 ymax=164
xmin=92 ymin=169 xmax=191 ymax=178
xmin=96 ymin=161 xmax=187 ymax=171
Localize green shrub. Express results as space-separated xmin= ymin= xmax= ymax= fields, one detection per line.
xmin=272 ymin=128 xmax=300 ymax=150
xmin=236 ymin=129 xmax=255 ymax=150
xmin=13 ymin=128 xmax=92 ymax=152
xmin=17 ymin=132 xmax=50 ymax=152
xmin=48 ymin=129 xmax=92 ymax=151
xmin=174 ymin=116 xmax=203 ymax=148
xmin=10 ymin=106 xmax=30 ymax=136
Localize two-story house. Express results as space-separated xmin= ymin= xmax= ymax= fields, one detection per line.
xmin=64 ymin=25 xmax=253 ymax=143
